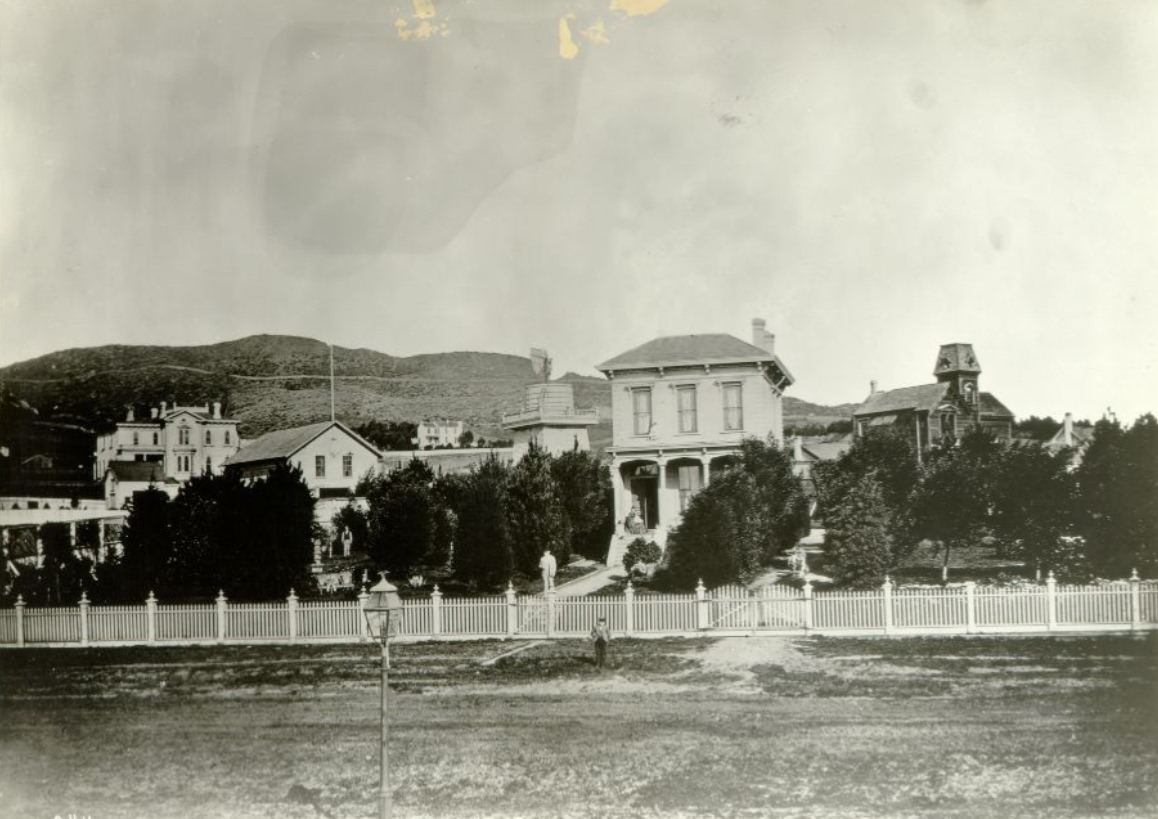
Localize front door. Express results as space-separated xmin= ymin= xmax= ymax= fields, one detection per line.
xmin=630 ymin=477 xmax=659 ymax=529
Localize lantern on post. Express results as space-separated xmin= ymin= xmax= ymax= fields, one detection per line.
xmin=361 ymin=575 xmax=404 ymax=819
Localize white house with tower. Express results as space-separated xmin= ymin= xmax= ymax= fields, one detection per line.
xmin=595 ymin=318 xmax=794 ymax=562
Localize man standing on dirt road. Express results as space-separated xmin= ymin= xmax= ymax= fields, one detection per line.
xmin=539 ymin=550 xmax=557 ymax=590
xmin=590 ymin=617 xmax=612 ymax=670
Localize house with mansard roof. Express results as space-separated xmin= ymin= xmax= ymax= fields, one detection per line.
xmin=224 ymin=420 xmax=381 ymax=498
xmin=853 ymin=343 xmax=1014 ymax=456
xmin=595 ymin=319 xmax=794 ymax=559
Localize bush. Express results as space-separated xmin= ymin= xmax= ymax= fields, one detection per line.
xmin=622 ymin=538 xmax=662 ymax=573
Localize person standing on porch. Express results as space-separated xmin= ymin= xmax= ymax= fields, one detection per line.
xmin=539 ymin=550 xmax=557 ymax=590
xmin=590 ymin=617 xmax=612 ymax=669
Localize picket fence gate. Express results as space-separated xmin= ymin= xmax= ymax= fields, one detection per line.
xmin=1 ymin=573 xmax=1155 ymax=647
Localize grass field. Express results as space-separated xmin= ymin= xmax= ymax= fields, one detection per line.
xmin=1 ymin=633 xmax=1155 ymax=818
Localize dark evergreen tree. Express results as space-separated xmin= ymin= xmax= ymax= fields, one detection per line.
xmin=120 ymin=488 xmax=172 ymax=600
xmin=663 ymin=437 xmax=809 ymax=587
xmin=451 ymin=456 xmax=512 ymax=587
xmin=991 ymin=443 xmax=1082 ymax=578
xmin=363 ymin=458 xmax=444 ymax=579
xmin=1077 ymin=414 xmax=1158 ymax=577
xmin=507 ymin=443 xmax=572 ymax=572
xmin=823 ymin=471 xmax=893 ymax=586
xmin=550 ymin=449 xmax=615 ymax=562
xmin=233 ymin=463 xmax=317 ymax=600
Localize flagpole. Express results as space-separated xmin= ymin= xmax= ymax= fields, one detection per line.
xmin=330 ymin=343 xmax=336 ymax=422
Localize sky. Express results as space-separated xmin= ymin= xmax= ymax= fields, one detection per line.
xmin=1 ymin=0 xmax=1156 ymax=424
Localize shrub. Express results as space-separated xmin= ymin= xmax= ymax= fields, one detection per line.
xmin=622 ymin=538 xmax=662 ymax=573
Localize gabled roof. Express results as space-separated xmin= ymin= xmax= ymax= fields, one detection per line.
xmin=978 ymin=392 xmax=1014 ymax=418
xmin=801 ymin=440 xmax=852 ymax=462
xmin=854 ymin=383 xmax=948 ymax=416
xmin=596 ymin=333 xmax=794 ymax=383
xmin=225 ymin=421 xmax=380 ymax=467
xmin=107 ymin=461 xmax=166 ymax=483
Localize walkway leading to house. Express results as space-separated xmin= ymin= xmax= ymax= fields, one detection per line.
xmin=554 ymin=562 xmax=623 ymax=597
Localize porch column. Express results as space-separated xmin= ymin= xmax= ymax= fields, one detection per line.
xmin=700 ymin=457 xmax=711 ymax=488
xmin=655 ymin=456 xmax=671 ymax=529
xmin=609 ymin=462 xmax=626 ymax=530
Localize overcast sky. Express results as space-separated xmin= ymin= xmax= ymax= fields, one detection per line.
xmin=2 ymin=0 xmax=1156 ymax=423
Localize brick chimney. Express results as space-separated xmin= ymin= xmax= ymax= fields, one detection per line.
xmin=151 ymin=408 xmax=158 ymax=419
xmin=160 ymin=401 xmax=167 ymax=416
xmin=751 ymin=318 xmax=775 ymax=354
xmin=126 ymin=407 xmax=134 ymax=422
xmin=870 ymin=380 xmax=878 ymax=395
xmin=212 ymin=401 xmax=221 ymax=419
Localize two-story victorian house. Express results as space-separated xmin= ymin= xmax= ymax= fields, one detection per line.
xmin=852 ymin=343 xmax=1014 ymax=459
xmin=95 ymin=402 xmax=241 ymax=506
xmin=224 ymin=420 xmax=381 ymax=498
xmin=596 ymin=319 xmax=794 ymax=555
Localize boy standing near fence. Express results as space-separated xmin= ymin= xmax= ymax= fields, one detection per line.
xmin=590 ymin=616 xmax=612 ymax=670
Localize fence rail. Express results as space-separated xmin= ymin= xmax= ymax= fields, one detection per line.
xmin=2 ymin=574 xmax=1155 ymax=647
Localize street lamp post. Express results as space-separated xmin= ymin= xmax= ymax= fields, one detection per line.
xmin=362 ymin=576 xmax=404 ymax=819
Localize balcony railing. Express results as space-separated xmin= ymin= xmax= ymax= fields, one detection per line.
xmin=501 ymin=406 xmax=600 ymax=426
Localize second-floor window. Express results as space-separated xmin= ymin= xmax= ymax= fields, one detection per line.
xmin=677 ymin=385 xmax=697 ymax=433
xmin=632 ymin=388 xmax=652 ymax=436
xmin=723 ymin=383 xmax=744 ymax=431
xmin=205 ymin=430 xmax=212 ymax=445
xmin=225 ymin=430 xmax=232 ymax=446
xmin=152 ymin=432 xmax=159 ymax=445
xmin=132 ymin=432 xmax=139 ymax=446
xmin=179 ymin=427 xmax=190 ymax=446
xmin=315 ymin=455 xmax=326 ymax=478
xmin=343 ymin=454 xmax=353 ymax=478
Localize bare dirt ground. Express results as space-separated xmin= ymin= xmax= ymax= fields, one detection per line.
xmin=1 ymin=633 xmax=1155 ymax=819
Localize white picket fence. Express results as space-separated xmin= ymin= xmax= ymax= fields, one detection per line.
xmin=1 ymin=574 xmax=1155 ymax=647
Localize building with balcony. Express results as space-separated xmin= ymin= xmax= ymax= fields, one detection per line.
xmin=413 ymin=419 xmax=465 ymax=449
xmin=595 ymin=318 xmax=794 ymax=551
xmin=94 ymin=402 xmax=241 ymax=507
xmin=501 ymin=383 xmax=600 ymax=458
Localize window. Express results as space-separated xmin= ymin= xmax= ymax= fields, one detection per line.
xmin=723 ymin=383 xmax=744 ymax=431
xmin=206 ymin=457 xmax=212 ymax=473
xmin=179 ymin=427 xmax=190 ymax=446
xmin=678 ymin=464 xmax=702 ymax=511
xmin=315 ymin=455 xmax=326 ymax=478
xmin=342 ymin=454 xmax=353 ymax=478
xmin=940 ymin=412 xmax=956 ymax=441
xmin=132 ymin=432 xmax=139 ymax=446
xmin=225 ymin=430 xmax=231 ymax=445
xmin=205 ymin=430 xmax=212 ymax=445
xmin=152 ymin=432 xmax=159 ymax=446
xmin=632 ymin=388 xmax=652 ymax=436
xmin=677 ymin=385 xmax=698 ymax=433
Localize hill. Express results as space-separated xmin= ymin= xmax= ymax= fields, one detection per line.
xmin=0 ymin=335 xmax=855 ymax=445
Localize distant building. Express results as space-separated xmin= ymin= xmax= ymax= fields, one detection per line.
xmin=596 ymin=318 xmax=794 ymax=546
xmin=104 ymin=461 xmax=180 ymax=510
xmin=380 ymin=448 xmax=516 ymax=475
xmin=1043 ymin=412 xmax=1096 ymax=470
xmin=501 ymin=383 xmax=599 ymax=459
xmin=95 ymin=402 xmax=241 ymax=507
xmin=224 ymin=420 xmax=381 ymax=498
xmin=413 ymin=419 xmax=465 ymax=449
xmin=853 ymin=343 xmax=1014 ymax=456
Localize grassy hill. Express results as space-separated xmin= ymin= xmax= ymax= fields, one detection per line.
xmin=0 ymin=335 xmax=854 ymax=444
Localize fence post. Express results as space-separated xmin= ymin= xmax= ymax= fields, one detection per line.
xmin=1046 ymin=572 xmax=1057 ymax=632
xmin=357 ymin=585 xmax=370 ymax=642
xmin=146 ymin=591 xmax=157 ymax=644
xmin=1130 ymin=569 xmax=1141 ymax=631
xmin=431 ymin=585 xmax=443 ymax=636
xmin=695 ymin=580 xmax=709 ymax=631
xmin=882 ymin=576 xmax=894 ymax=636
xmin=216 ymin=590 xmax=227 ymax=643
xmin=15 ymin=595 xmax=25 ymax=647
xmin=964 ymin=581 xmax=977 ymax=634
xmin=802 ymin=581 xmax=814 ymax=632
xmin=79 ymin=591 xmax=90 ymax=647
xmin=546 ymin=589 xmax=557 ymax=638
xmin=624 ymin=581 xmax=636 ymax=636
xmin=287 ymin=589 xmax=299 ymax=642
xmin=505 ymin=583 xmax=518 ymax=637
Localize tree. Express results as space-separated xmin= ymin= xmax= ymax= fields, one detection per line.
xmin=908 ymin=430 xmax=1003 ymax=581
xmin=458 ymin=429 xmax=474 ymax=448
xmin=363 ymin=458 xmax=443 ymax=579
xmin=1076 ymin=414 xmax=1158 ymax=577
xmin=120 ymin=488 xmax=172 ymax=600
xmin=354 ymin=420 xmax=418 ymax=452
xmin=506 ymin=443 xmax=571 ymax=572
xmin=663 ymin=437 xmax=809 ymax=587
xmin=451 ymin=456 xmax=513 ymax=587
xmin=823 ymin=472 xmax=894 ymax=586
xmin=233 ymin=463 xmax=317 ymax=600
xmin=550 ymin=449 xmax=615 ymax=562
xmin=991 ymin=443 xmax=1082 ymax=579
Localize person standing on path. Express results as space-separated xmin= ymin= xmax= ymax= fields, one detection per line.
xmin=590 ymin=616 xmax=612 ymax=670
xmin=539 ymin=550 xmax=557 ymax=591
